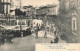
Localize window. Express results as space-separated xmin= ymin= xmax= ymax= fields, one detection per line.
xmin=18 ymin=21 xmax=25 ymax=25
xmin=73 ymin=20 xmax=75 ymax=30
xmin=72 ymin=17 xmax=77 ymax=31
xmin=18 ymin=20 xmax=26 ymax=25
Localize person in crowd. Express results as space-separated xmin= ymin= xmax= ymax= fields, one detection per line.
xmin=2 ymin=30 xmax=6 ymax=44
xmin=26 ymin=28 xmax=31 ymax=36
xmin=23 ymin=30 xmax=26 ymax=36
xmin=6 ymin=29 xmax=13 ymax=44
xmin=0 ymin=31 xmax=4 ymax=44
xmin=21 ymin=31 xmax=23 ymax=37
xmin=35 ymin=24 xmax=39 ymax=38
xmin=54 ymin=35 xmax=59 ymax=43
xmin=52 ymin=26 xmax=54 ymax=33
xmin=54 ymin=30 xmax=56 ymax=35
xmin=41 ymin=24 xmax=44 ymax=30
xmin=50 ymin=40 xmax=53 ymax=43
xmin=44 ymin=30 xmax=47 ymax=38
xmin=39 ymin=24 xmax=41 ymax=30
xmin=20 ymin=25 xmax=22 ymax=34
xmin=35 ymin=30 xmax=38 ymax=38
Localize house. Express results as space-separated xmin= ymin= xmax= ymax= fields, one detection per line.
xmin=23 ymin=6 xmax=36 ymax=17
xmin=32 ymin=19 xmax=43 ymax=27
xmin=59 ymin=0 xmax=80 ymax=43
xmin=36 ymin=5 xmax=58 ymax=17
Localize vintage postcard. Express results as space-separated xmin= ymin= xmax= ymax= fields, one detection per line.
xmin=0 ymin=0 xmax=80 ymax=51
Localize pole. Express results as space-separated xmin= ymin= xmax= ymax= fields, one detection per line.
xmin=20 ymin=0 xmax=22 ymax=8
xmin=44 ymin=15 xmax=47 ymax=38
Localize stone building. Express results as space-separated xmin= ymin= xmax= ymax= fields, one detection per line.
xmin=23 ymin=6 xmax=36 ymax=17
xmin=0 ymin=0 xmax=12 ymax=15
xmin=59 ymin=0 xmax=80 ymax=43
xmin=36 ymin=5 xmax=58 ymax=17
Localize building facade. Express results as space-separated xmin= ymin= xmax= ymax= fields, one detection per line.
xmin=59 ymin=0 xmax=80 ymax=43
xmin=0 ymin=0 xmax=11 ymax=15
xmin=23 ymin=6 xmax=36 ymax=17
xmin=36 ymin=5 xmax=58 ymax=17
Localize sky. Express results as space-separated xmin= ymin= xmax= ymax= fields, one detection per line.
xmin=22 ymin=0 xmax=59 ymax=7
xmin=13 ymin=0 xmax=59 ymax=8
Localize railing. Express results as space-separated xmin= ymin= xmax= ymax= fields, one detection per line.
xmin=0 ymin=16 xmax=30 ymax=20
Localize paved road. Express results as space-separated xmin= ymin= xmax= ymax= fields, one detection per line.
xmin=0 ymin=30 xmax=66 ymax=51
xmin=0 ymin=31 xmax=54 ymax=51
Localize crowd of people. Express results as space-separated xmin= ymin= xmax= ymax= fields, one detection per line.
xmin=0 ymin=23 xmax=59 ymax=45
xmin=34 ymin=24 xmax=59 ymax=43
xmin=0 ymin=30 xmax=13 ymax=45
xmin=0 ymin=27 xmax=32 ymax=45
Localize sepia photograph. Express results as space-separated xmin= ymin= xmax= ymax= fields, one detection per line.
xmin=0 ymin=0 xmax=80 ymax=51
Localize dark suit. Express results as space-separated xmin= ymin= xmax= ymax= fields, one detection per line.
xmin=54 ymin=37 xmax=59 ymax=43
